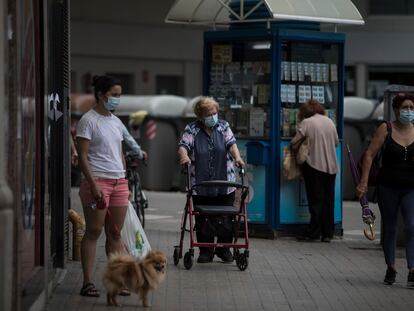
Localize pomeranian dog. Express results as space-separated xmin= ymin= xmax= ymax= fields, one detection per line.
xmin=103 ymin=251 xmax=167 ymax=307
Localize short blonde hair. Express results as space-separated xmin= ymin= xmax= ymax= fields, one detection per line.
xmin=193 ymin=96 xmax=219 ymax=118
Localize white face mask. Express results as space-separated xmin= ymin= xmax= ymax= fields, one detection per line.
xmin=399 ymin=109 xmax=414 ymax=124
xmin=104 ymin=96 xmax=121 ymax=110
xmin=203 ymin=113 xmax=218 ymax=127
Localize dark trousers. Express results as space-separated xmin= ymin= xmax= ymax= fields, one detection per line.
xmin=377 ymin=185 xmax=414 ymax=268
xmin=302 ymin=162 xmax=336 ymax=239
xmin=193 ymin=192 xmax=235 ymax=254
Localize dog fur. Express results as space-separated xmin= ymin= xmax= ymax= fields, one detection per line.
xmin=103 ymin=251 xmax=167 ymax=307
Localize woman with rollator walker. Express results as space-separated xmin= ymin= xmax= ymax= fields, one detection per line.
xmin=178 ymin=96 xmax=245 ymax=264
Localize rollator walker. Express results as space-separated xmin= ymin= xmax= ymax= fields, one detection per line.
xmin=173 ymin=164 xmax=250 ymax=271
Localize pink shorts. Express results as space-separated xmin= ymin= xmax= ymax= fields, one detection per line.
xmin=79 ymin=178 xmax=129 ymax=208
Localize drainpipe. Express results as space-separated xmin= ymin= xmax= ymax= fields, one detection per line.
xmin=0 ymin=2 xmax=15 ymax=311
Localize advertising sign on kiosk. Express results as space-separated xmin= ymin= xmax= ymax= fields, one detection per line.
xmin=166 ymin=0 xmax=364 ymax=237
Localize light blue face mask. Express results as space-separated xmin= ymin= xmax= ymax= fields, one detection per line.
xmin=203 ymin=113 xmax=218 ymax=127
xmin=104 ymin=97 xmax=120 ymax=111
xmin=399 ymin=109 xmax=414 ymax=124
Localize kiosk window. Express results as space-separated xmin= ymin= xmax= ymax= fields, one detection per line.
xmin=280 ymin=41 xmax=340 ymax=138
xmin=207 ymin=41 xmax=271 ymax=139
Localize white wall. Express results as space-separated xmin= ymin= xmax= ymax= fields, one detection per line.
xmin=71 ymin=0 xmax=178 ymax=26
xmin=71 ymin=55 xmax=202 ymax=97
xmin=327 ymin=0 xmax=414 ymax=66
xmin=71 ymin=21 xmax=204 ymax=61
xmin=70 ymin=0 xmax=205 ymax=96
xmin=345 ymin=30 xmax=414 ymax=65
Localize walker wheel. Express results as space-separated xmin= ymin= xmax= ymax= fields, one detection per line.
xmin=183 ymin=251 xmax=193 ymax=270
xmin=173 ymin=247 xmax=180 ymax=266
xmin=236 ymin=253 xmax=248 ymax=271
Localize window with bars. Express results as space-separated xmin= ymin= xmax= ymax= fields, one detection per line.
xmin=370 ymin=0 xmax=414 ymax=15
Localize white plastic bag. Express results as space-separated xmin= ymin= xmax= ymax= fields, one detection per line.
xmin=121 ymin=201 xmax=151 ymax=258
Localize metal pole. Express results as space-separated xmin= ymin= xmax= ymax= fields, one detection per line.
xmin=240 ymin=0 xmax=244 ymax=19
xmin=0 ymin=1 xmax=15 ymax=310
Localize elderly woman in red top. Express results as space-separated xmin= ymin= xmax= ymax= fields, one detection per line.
xmin=291 ymin=99 xmax=339 ymax=243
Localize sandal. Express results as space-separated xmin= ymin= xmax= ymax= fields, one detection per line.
xmin=80 ymin=283 xmax=100 ymax=297
xmin=119 ymin=288 xmax=131 ymax=296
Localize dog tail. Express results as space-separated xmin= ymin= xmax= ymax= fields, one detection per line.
xmin=108 ymin=252 xmax=135 ymax=265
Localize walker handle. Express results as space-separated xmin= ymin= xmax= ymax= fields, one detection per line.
xmin=184 ymin=163 xmax=191 ymax=191
xmin=238 ymin=166 xmax=245 ymax=186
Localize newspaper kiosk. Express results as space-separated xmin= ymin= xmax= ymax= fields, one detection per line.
xmin=166 ymin=0 xmax=364 ymax=236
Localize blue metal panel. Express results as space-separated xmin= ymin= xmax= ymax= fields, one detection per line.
xmin=237 ymin=139 xmax=267 ymax=223
xmin=278 ymin=29 xmax=346 ymax=43
xmin=271 ymin=34 xmax=281 ymax=228
xmin=334 ymin=143 xmax=343 ymax=223
xmin=338 ymin=40 xmax=345 ymax=139
xmin=204 ymin=29 xmax=270 ymax=41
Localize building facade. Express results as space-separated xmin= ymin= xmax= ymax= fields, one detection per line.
xmin=70 ymin=0 xmax=414 ymax=101
xmin=327 ymin=0 xmax=414 ymax=99
xmin=70 ymin=0 xmax=204 ymax=97
xmin=0 ymin=0 xmax=71 ymax=310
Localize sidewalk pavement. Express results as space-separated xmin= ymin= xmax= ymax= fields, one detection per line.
xmin=46 ymin=189 xmax=414 ymax=311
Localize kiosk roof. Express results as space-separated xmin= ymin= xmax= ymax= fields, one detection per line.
xmin=165 ymin=0 xmax=364 ymax=26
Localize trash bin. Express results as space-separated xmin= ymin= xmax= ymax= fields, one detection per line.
xmin=171 ymin=97 xmax=197 ymax=191
xmin=139 ymin=116 xmax=183 ymax=191
xmin=114 ymin=95 xmax=188 ymax=191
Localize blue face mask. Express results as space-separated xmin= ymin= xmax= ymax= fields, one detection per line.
xmin=203 ymin=113 xmax=218 ymax=127
xmin=399 ymin=109 xmax=414 ymax=124
xmin=104 ymin=97 xmax=120 ymax=111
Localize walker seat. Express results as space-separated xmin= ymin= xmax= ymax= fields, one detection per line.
xmin=194 ymin=204 xmax=238 ymax=215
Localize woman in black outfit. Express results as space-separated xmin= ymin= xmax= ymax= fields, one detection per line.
xmin=357 ymin=93 xmax=414 ymax=288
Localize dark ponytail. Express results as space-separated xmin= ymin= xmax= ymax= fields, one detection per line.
xmin=92 ymin=75 xmax=122 ymax=102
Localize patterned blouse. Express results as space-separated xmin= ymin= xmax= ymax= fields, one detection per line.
xmin=178 ymin=119 xmax=237 ymax=196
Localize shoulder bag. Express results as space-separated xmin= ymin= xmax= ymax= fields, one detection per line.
xmin=296 ymin=137 xmax=310 ymax=165
xmin=283 ymin=146 xmax=302 ymax=180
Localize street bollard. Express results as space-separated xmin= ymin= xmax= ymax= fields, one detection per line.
xmin=68 ymin=209 xmax=85 ymax=261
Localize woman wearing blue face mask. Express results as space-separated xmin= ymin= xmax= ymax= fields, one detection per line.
xmin=178 ymin=96 xmax=245 ymax=263
xmin=357 ymin=93 xmax=414 ymax=288
xmin=76 ymin=75 xmax=130 ymax=297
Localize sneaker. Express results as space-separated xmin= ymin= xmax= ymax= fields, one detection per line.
xmin=407 ymin=271 xmax=414 ymax=288
xmin=321 ymin=237 xmax=331 ymax=243
xmin=197 ymin=250 xmax=213 ymax=263
xmin=384 ymin=267 xmax=397 ymax=285
xmin=215 ymin=249 xmax=233 ymax=263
